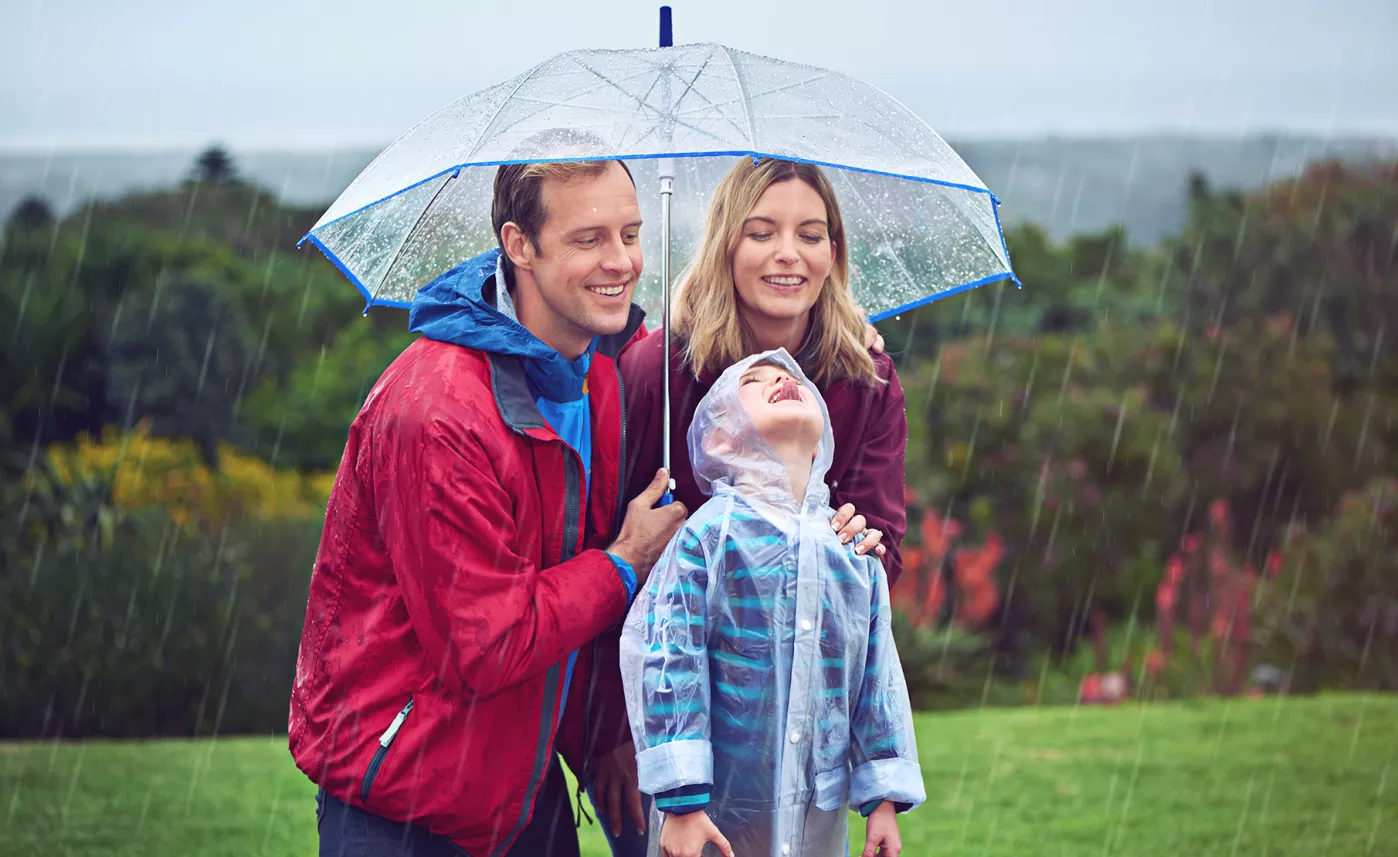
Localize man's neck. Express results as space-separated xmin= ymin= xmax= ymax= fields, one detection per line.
xmin=509 ymin=277 xmax=591 ymax=360
xmin=743 ymin=311 xmax=810 ymax=356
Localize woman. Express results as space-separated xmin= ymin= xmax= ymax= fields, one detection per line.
xmin=625 ymin=157 xmax=906 ymax=579
xmin=586 ymin=157 xmax=909 ymax=857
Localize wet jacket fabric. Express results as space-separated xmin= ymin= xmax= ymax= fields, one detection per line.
xmin=619 ymin=349 xmax=924 ymax=857
xmin=288 ymin=248 xmax=642 ymax=857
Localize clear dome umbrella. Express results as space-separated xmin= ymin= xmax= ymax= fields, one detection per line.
xmin=302 ymin=8 xmax=1019 ymax=498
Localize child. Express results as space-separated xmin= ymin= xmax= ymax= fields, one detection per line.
xmin=620 ymin=349 xmax=923 ymax=857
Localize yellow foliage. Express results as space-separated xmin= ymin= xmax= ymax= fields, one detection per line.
xmin=47 ymin=422 xmax=333 ymax=529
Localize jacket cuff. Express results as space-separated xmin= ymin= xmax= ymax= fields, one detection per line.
xmin=606 ymin=553 xmax=638 ymax=604
xmin=655 ymin=784 xmax=711 ymax=815
xmin=850 ymin=758 xmax=926 ymax=812
xmin=635 ymin=739 xmax=713 ymax=794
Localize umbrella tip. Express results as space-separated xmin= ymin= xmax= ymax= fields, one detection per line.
xmin=659 ymin=6 xmax=673 ymax=47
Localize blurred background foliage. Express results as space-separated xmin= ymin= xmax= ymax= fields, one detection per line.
xmin=2 ymin=150 xmax=1395 ymax=736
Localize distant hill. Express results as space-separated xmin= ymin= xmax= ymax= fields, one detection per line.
xmin=3 ymin=136 xmax=1394 ymax=246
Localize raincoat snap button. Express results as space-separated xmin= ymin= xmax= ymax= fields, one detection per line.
xmin=800 ymin=619 xmax=813 ymax=632
xmin=783 ymin=845 xmax=792 ymax=855
xmin=789 ymin=731 xmax=801 ymax=744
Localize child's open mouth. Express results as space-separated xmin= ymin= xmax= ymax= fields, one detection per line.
xmin=769 ymin=379 xmax=802 ymax=404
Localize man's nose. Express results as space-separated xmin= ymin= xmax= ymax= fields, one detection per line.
xmin=600 ymin=234 xmax=634 ymax=275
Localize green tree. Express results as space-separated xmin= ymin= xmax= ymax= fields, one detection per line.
xmin=191 ymin=145 xmax=238 ymax=184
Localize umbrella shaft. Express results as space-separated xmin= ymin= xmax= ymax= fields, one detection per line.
xmin=661 ymin=179 xmax=674 ymax=487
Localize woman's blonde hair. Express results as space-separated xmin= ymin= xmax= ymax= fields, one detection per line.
xmin=672 ymin=158 xmax=882 ymax=387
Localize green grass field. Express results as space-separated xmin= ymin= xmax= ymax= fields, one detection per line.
xmin=2 ymin=695 xmax=1394 ymax=856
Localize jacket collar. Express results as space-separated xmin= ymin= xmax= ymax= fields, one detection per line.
xmin=485 ymin=281 xmax=646 ymax=435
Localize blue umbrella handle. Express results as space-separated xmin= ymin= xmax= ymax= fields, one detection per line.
xmin=658 ymin=492 xmax=674 ymax=507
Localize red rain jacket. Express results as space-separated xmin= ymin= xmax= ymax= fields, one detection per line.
xmin=289 ymin=253 xmax=643 ymax=856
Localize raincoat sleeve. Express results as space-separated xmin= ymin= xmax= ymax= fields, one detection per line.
xmin=622 ymin=520 xmax=715 ymax=807
xmin=848 ymin=560 xmax=926 ymax=813
xmin=378 ymin=423 xmax=631 ymax=700
xmin=834 ymin=356 xmax=908 ymax=585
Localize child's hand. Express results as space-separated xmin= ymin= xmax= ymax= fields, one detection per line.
xmin=659 ymin=809 xmax=733 ymax=857
xmin=861 ymin=801 xmax=902 ymax=857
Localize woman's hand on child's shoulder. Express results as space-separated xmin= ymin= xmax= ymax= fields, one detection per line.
xmin=659 ymin=809 xmax=733 ymax=857
xmin=831 ymin=503 xmax=887 ymax=558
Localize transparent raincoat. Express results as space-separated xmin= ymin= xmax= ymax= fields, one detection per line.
xmin=620 ymin=349 xmax=924 ymax=857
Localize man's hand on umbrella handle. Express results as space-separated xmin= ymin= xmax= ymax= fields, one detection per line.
xmin=609 ymin=469 xmax=687 ymax=586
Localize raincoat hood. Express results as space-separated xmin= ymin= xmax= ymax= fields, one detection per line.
xmin=408 ymin=248 xmax=594 ymax=402
xmin=688 ymin=348 xmax=835 ymax=508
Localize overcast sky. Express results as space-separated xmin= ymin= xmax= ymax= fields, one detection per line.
xmin=2 ymin=0 xmax=1395 ymax=150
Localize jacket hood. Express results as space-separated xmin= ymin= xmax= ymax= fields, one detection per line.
xmin=687 ymin=348 xmax=834 ymax=508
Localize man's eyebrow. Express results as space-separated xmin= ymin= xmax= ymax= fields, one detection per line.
xmin=567 ymin=220 xmax=644 ymax=236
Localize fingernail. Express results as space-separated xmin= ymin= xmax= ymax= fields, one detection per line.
xmin=856 ymin=545 xmax=866 ymax=554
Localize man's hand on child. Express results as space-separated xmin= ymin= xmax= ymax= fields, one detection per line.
xmin=609 ymin=468 xmax=688 ymax=584
xmin=830 ymin=504 xmax=886 ymax=558
xmin=862 ymin=801 xmax=902 ymax=857
xmin=591 ymin=741 xmax=646 ymax=837
xmin=659 ymin=809 xmax=733 ymax=857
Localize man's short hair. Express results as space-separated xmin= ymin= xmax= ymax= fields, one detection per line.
xmin=490 ymin=130 xmax=636 ymax=278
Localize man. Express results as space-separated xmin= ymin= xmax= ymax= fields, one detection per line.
xmin=289 ymin=156 xmax=685 ymax=857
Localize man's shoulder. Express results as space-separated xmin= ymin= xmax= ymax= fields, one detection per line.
xmin=365 ymin=338 xmax=500 ymax=435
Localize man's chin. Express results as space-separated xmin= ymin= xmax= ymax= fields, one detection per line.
xmin=581 ymin=305 xmax=635 ymax=337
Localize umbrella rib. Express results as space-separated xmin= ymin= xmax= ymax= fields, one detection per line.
xmin=716 ymin=45 xmax=758 ymax=147
xmin=551 ymin=55 xmax=737 ymax=147
xmin=666 ymin=56 xmax=752 ymax=143
xmin=677 ymin=69 xmax=834 ymax=120
xmin=367 ymin=171 xmax=458 ymax=306
xmin=464 ymin=61 xmax=549 ymax=162
xmin=831 ymin=170 xmax=922 ymax=302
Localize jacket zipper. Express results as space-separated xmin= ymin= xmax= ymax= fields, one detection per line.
xmin=582 ymin=365 xmax=629 ymax=791
xmin=613 ymin=364 xmax=629 ymax=535
xmin=360 ymin=698 xmax=414 ymax=802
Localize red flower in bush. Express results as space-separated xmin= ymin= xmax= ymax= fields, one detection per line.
xmin=1165 ymin=556 xmax=1184 ymax=584
xmin=1209 ymin=498 xmax=1230 ymax=526
xmin=1156 ymin=582 xmax=1177 ymax=612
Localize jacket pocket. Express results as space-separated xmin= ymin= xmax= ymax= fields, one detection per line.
xmin=360 ymin=698 xmax=414 ymax=802
xmin=814 ymin=766 xmax=850 ymax=812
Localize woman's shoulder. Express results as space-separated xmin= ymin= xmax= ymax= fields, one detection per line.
xmin=823 ymin=350 xmax=902 ymax=400
xmin=618 ymin=327 xmax=665 ymax=389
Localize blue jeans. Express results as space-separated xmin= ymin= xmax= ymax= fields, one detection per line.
xmin=586 ymin=784 xmax=653 ymax=857
xmin=317 ymin=757 xmax=580 ymax=857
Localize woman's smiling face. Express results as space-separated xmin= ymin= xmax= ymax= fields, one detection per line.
xmin=729 ymin=178 xmax=836 ymax=330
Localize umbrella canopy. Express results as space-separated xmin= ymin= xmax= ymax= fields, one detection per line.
xmin=303 ymin=42 xmax=1017 ymax=322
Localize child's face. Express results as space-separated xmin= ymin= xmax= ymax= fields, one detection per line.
xmin=735 ymin=362 xmax=824 ymax=455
